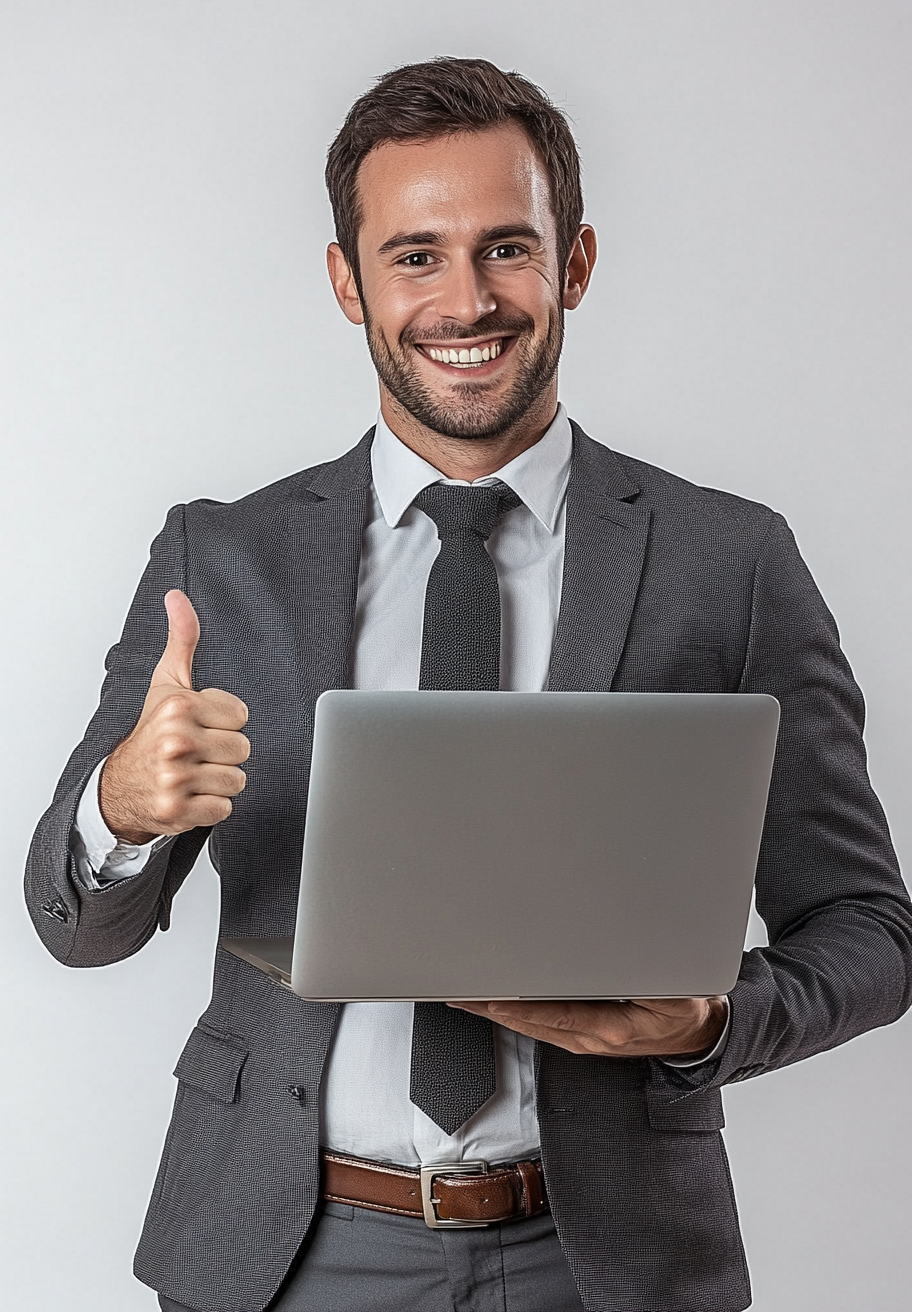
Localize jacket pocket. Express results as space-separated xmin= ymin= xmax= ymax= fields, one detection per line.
xmin=645 ymin=1083 xmax=725 ymax=1131
xmin=173 ymin=1025 xmax=249 ymax=1104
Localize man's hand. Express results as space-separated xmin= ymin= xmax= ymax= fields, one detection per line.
xmin=99 ymin=589 xmax=250 ymax=845
xmin=448 ymin=995 xmax=728 ymax=1059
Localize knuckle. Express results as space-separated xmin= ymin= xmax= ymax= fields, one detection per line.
xmin=152 ymin=795 xmax=182 ymax=828
xmin=157 ymin=769 xmax=189 ymax=801
xmin=158 ymin=732 xmax=195 ymax=761
xmin=157 ymin=692 xmax=193 ymax=722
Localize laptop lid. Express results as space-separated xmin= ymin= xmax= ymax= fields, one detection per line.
xmin=250 ymin=690 xmax=779 ymax=1001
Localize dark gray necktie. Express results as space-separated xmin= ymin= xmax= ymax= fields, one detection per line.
xmin=409 ymin=481 xmax=522 ymax=1135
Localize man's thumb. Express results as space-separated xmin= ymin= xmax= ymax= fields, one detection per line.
xmin=151 ymin=589 xmax=200 ymax=690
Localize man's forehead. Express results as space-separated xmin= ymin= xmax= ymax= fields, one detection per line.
xmin=355 ymin=124 xmax=554 ymax=242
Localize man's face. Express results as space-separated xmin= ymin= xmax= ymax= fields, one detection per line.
xmin=348 ymin=124 xmax=568 ymax=441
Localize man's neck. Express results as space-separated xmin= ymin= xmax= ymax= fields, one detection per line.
xmin=378 ymin=384 xmax=559 ymax=481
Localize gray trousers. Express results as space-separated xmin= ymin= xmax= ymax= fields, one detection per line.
xmin=158 ymin=1201 xmax=585 ymax=1312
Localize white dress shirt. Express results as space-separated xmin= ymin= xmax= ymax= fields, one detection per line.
xmin=72 ymin=402 xmax=727 ymax=1167
xmin=322 ymin=407 xmax=571 ymax=1165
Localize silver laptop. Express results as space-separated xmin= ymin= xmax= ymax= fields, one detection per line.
xmin=223 ymin=690 xmax=779 ymax=1000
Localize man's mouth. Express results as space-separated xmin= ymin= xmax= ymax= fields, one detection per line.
xmin=415 ymin=336 xmax=509 ymax=369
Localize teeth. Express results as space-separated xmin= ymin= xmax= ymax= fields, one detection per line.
xmin=426 ymin=339 xmax=503 ymax=365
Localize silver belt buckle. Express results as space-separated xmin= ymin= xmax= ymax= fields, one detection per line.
xmin=420 ymin=1158 xmax=490 ymax=1228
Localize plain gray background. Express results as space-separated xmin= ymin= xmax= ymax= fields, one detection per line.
xmin=2 ymin=2 xmax=910 ymax=1308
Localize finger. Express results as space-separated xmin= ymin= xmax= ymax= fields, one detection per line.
xmin=150 ymin=590 xmax=200 ymax=691
xmin=142 ymin=785 xmax=238 ymax=835
xmin=188 ymin=763 xmax=248 ymax=799
xmin=195 ymin=687 xmax=249 ymax=730
xmin=626 ymin=998 xmax=707 ymax=1031
xmin=449 ymin=1000 xmax=585 ymax=1026
xmin=164 ymin=793 xmax=236 ymax=832
xmin=450 ymin=1001 xmax=630 ymax=1053
xmin=154 ymin=763 xmax=247 ymax=809
xmin=497 ymin=1001 xmax=637 ymax=1050
xmin=632 ymin=996 xmax=715 ymax=1014
xmin=450 ymin=1004 xmax=599 ymax=1054
xmin=195 ymin=727 xmax=251 ymax=766
xmin=630 ymin=998 xmax=688 ymax=1011
xmin=485 ymin=1000 xmax=625 ymax=1032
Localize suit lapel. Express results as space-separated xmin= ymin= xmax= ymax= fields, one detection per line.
xmin=548 ymin=424 xmax=650 ymax=692
xmin=289 ymin=431 xmax=375 ymax=698
xmin=269 ymin=421 xmax=649 ymax=700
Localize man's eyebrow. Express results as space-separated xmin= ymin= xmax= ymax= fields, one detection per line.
xmin=376 ymin=224 xmax=545 ymax=257
xmin=376 ymin=231 xmax=444 ymax=256
xmin=477 ymin=224 xmax=544 ymax=246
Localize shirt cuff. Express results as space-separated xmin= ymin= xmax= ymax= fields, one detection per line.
xmin=69 ymin=758 xmax=166 ymax=889
xmin=660 ymin=996 xmax=731 ymax=1068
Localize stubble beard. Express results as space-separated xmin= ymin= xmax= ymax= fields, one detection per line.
xmin=363 ymin=305 xmax=565 ymax=441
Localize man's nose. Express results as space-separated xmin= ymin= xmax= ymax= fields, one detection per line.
xmin=433 ymin=254 xmax=497 ymax=326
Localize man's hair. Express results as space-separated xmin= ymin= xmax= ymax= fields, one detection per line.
xmin=325 ymin=57 xmax=583 ymax=287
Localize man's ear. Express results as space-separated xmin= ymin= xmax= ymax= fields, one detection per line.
xmin=562 ymin=225 xmax=597 ymax=311
xmin=327 ymin=243 xmax=365 ymax=325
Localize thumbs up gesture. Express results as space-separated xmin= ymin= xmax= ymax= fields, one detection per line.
xmin=99 ymin=590 xmax=250 ymax=844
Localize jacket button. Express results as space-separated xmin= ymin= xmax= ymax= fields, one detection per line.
xmin=287 ymin=1085 xmax=306 ymax=1103
xmin=40 ymin=898 xmax=68 ymax=924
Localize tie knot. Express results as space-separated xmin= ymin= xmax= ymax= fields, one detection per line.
xmin=414 ymin=482 xmax=522 ymax=541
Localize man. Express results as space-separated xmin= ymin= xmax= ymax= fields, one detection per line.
xmin=25 ymin=57 xmax=912 ymax=1312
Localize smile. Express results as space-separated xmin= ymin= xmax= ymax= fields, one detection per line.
xmin=417 ymin=337 xmax=506 ymax=368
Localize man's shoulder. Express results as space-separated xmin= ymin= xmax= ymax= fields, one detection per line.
xmin=177 ymin=430 xmax=375 ymax=535
xmin=570 ymin=421 xmax=781 ymax=537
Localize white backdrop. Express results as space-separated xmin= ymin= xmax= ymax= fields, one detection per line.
xmin=2 ymin=3 xmax=910 ymax=1309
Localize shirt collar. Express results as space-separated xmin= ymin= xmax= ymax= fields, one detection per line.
xmin=371 ymin=403 xmax=573 ymax=534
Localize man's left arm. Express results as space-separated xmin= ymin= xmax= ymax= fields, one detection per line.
xmin=457 ymin=513 xmax=912 ymax=1092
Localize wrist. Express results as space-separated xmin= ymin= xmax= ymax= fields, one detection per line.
xmin=677 ymin=996 xmax=728 ymax=1059
xmin=98 ymin=755 xmax=159 ymax=846
xmin=110 ymin=825 xmax=160 ymax=846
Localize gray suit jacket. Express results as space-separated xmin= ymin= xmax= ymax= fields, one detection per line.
xmin=25 ymin=424 xmax=912 ymax=1312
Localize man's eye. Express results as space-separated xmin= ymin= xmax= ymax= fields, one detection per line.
xmin=488 ymin=244 xmax=523 ymax=259
xmin=401 ymin=251 xmax=434 ymax=267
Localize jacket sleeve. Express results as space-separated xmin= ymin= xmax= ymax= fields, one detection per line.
xmin=24 ymin=505 xmax=210 ymax=967
xmin=648 ymin=512 xmax=912 ymax=1101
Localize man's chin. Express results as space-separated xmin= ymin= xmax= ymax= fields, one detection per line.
xmin=403 ymin=408 xmax=523 ymax=443
xmin=390 ymin=382 xmax=545 ymax=443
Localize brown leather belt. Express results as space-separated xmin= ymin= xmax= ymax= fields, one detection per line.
xmin=322 ymin=1150 xmax=548 ymax=1229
